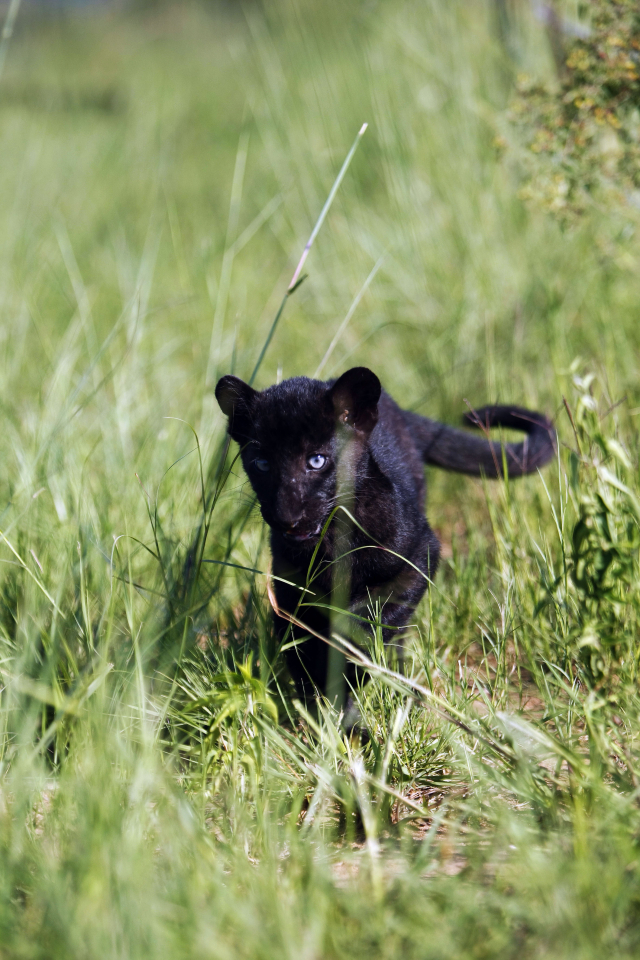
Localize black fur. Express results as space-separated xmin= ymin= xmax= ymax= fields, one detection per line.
xmin=215 ymin=367 xmax=556 ymax=700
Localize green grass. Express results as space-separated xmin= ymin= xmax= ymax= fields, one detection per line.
xmin=2 ymin=1 xmax=640 ymax=956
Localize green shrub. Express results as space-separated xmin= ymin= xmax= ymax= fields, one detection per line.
xmin=509 ymin=0 xmax=640 ymax=217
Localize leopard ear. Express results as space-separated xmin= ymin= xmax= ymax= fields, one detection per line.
xmin=215 ymin=376 xmax=257 ymax=442
xmin=328 ymin=367 xmax=381 ymax=436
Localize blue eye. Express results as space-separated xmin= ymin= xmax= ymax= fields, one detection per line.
xmin=254 ymin=458 xmax=270 ymax=472
xmin=308 ymin=455 xmax=326 ymax=470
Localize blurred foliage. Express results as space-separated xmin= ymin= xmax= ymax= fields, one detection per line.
xmin=508 ymin=0 xmax=640 ymax=218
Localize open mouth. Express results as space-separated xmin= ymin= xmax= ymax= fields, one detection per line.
xmin=284 ymin=523 xmax=322 ymax=542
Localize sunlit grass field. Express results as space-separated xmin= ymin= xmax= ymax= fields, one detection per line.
xmin=2 ymin=1 xmax=640 ymax=956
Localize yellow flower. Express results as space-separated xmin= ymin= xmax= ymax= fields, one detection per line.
xmin=567 ymin=50 xmax=590 ymax=71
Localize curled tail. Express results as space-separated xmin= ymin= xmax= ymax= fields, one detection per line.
xmin=403 ymin=404 xmax=556 ymax=478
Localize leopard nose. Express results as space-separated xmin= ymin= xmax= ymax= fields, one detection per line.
xmin=276 ymin=492 xmax=304 ymax=528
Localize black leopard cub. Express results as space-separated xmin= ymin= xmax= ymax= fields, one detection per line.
xmin=215 ymin=367 xmax=556 ymax=702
